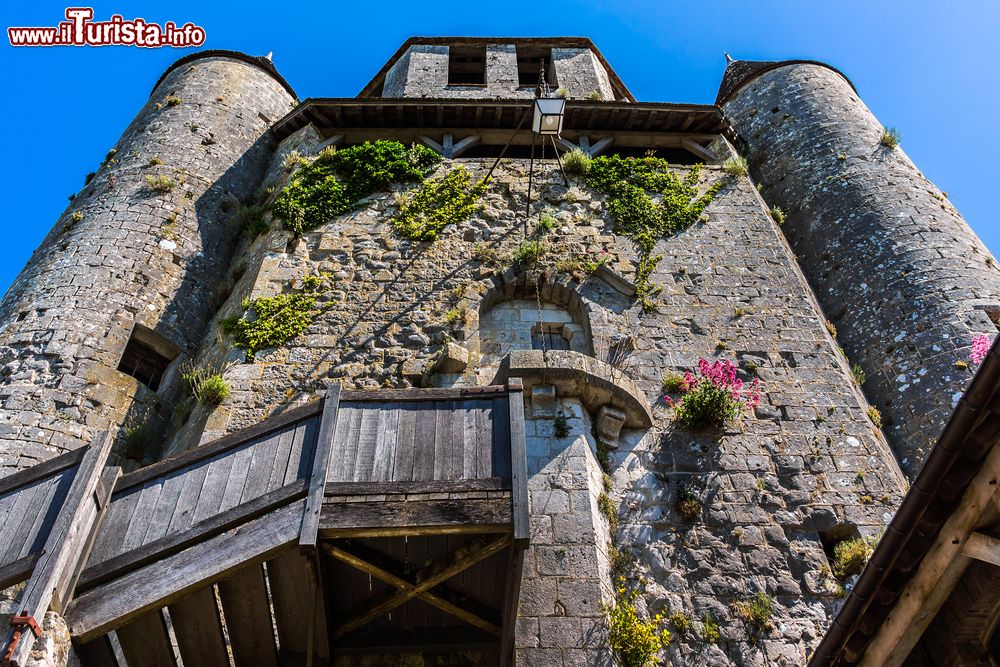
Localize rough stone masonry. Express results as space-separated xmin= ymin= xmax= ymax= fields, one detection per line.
xmin=0 ymin=39 xmax=996 ymax=667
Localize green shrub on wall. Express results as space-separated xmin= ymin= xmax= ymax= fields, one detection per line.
xmin=273 ymin=141 xmax=441 ymax=234
xmin=393 ymin=166 xmax=485 ymax=241
xmin=587 ymin=155 xmax=722 ymax=311
xmin=220 ymin=275 xmax=329 ymax=362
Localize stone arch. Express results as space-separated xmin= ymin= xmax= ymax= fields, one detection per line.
xmin=466 ymin=270 xmax=630 ymax=383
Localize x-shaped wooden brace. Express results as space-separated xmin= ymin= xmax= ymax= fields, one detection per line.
xmin=322 ymin=533 xmax=512 ymax=640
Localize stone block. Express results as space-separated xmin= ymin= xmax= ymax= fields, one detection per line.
xmin=595 ymin=405 xmax=626 ymax=446
xmin=433 ymin=342 xmax=469 ymax=373
xmin=531 ymin=385 xmax=557 ymax=418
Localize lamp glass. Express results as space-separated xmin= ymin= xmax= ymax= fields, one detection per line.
xmin=532 ymin=97 xmax=566 ymax=136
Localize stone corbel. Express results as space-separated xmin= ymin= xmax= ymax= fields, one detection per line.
xmin=496 ymin=349 xmax=652 ymax=431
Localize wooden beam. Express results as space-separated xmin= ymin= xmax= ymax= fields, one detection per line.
xmin=58 ymin=466 xmax=121 ymax=611
xmin=325 ymin=478 xmax=507 ymax=497
xmin=319 ymin=498 xmax=512 ymax=538
xmin=300 ymin=385 xmax=341 ymax=549
xmin=322 ymin=542 xmax=501 ymax=636
xmin=317 ymin=134 xmax=343 ymax=150
xmin=326 ymin=534 xmax=511 ymax=639
xmin=961 ymin=531 xmax=1000 ymax=567
xmin=307 ymin=127 xmax=717 ymax=151
xmin=681 ymin=138 xmax=719 ymax=163
xmin=66 ymin=499 xmax=305 ymax=643
xmin=859 ymin=445 xmax=1000 ymax=667
xmin=341 ymin=385 xmax=507 ymax=402
xmin=0 ymin=448 xmax=85 ymax=497
xmin=507 ymin=378 xmax=529 ymax=548
xmin=0 ymin=555 xmax=38 ymax=592
xmin=418 ymin=135 xmax=444 ymax=154
xmin=588 ymin=137 xmax=614 ymax=157
xmin=2 ymin=431 xmax=115 ymax=667
xmin=450 ymin=134 xmax=481 ymax=158
xmin=114 ymin=401 xmax=320 ymax=493
xmin=499 ymin=545 xmax=525 ymax=666
xmin=77 ymin=480 xmax=307 ymax=592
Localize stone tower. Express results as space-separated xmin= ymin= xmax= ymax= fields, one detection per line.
xmin=0 ymin=39 xmax=992 ymax=667
xmin=719 ymin=60 xmax=1000 ymax=479
xmin=0 ymin=51 xmax=294 ymax=474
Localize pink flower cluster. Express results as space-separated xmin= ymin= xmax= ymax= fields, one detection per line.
xmin=663 ymin=358 xmax=761 ymax=410
xmin=971 ymin=334 xmax=992 ymax=365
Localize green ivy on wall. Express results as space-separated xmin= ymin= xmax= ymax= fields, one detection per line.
xmin=587 ymin=156 xmax=722 ymax=312
xmin=272 ymin=141 xmax=441 ymax=234
xmin=393 ymin=166 xmax=486 ymax=241
xmin=220 ymin=275 xmax=329 ymax=362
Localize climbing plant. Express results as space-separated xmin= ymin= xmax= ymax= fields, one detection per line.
xmin=605 ymin=582 xmax=672 ymax=667
xmin=587 ymin=155 xmax=722 ymax=312
xmin=220 ymin=275 xmax=329 ymax=362
xmin=393 ymin=166 xmax=486 ymax=241
xmin=272 ymin=141 xmax=441 ymax=234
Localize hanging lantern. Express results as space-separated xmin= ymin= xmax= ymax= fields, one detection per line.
xmin=532 ymin=97 xmax=565 ymax=136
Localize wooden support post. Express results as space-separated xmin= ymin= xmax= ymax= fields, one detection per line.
xmin=450 ymin=135 xmax=480 ymax=157
xmin=418 ymin=135 xmax=444 ymax=155
xmin=507 ymin=378 xmax=529 ymax=549
xmin=317 ymin=134 xmax=343 ymax=151
xmin=300 ymin=384 xmax=341 ymax=549
xmin=588 ymin=137 xmax=614 ymax=157
xmin=502 ymin=378 xmax=529 ymax=664
xmin=2 ymin=431 xmax=115 ymax=667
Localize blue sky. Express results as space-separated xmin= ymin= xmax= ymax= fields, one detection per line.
xmin=1 ymin=1 xmax=996 ymax=295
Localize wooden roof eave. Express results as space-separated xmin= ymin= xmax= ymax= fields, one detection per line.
xmin=271 ymin=98 xmax=724 ymax=142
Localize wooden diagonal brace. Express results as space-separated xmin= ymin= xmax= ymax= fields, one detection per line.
xmin=323 ymin=541 xmax=502 ymax=636
xmin=324 ymin=533 xmax=511 ymax=639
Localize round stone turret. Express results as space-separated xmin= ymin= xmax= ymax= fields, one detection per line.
xmin=0 ymin=51 xmax=295 ymax=473
xmin=720 ymin=60 xmax=1000 ymax=478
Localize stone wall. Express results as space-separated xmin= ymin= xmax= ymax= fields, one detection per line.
xmin=380 ymin=43 xmax=616 ymax=100
xmin=174 ymin=140 xmax=906 ymax=664
xmin=0 ymin=55 xmax=293 ymax=473
xmin=518 ymin=397 xmax=616 ymax=666
xmin=722 ymin=63 xmax=1000 ymax=479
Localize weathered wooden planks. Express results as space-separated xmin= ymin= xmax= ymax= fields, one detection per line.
xmin=115 ymin=609 xmax=174 ymax=667
xmin=268 ymin=549 xmax=330 ymax=660
xmin=217 ymin=564 xmax=279 ymax=667
xmin=88 ymin=412 xmax=320 ymax=568
xmin=77 ymin=481 xmax=307 ymax=592
xmin=1 ymin=431 xmax=115 ymax=667
xmin=327 ymin=393 xmax=511 ymax=485
xmin=167 ymin=586 xmax=229 ymax=667
xmin=67 ymin=499 xmax=305 ymax=642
